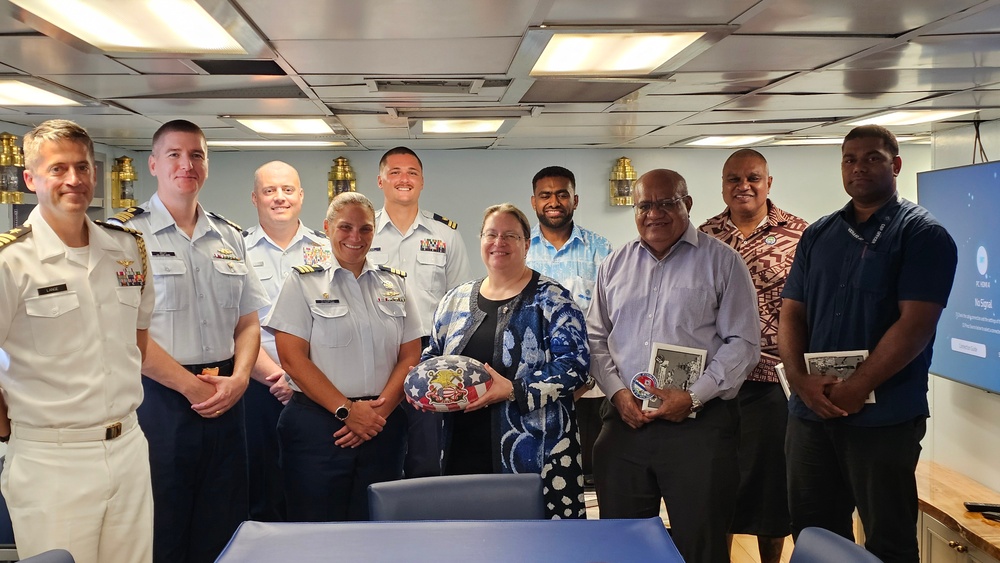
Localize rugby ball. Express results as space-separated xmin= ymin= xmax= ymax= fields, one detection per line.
xmin=405 ymin=355 xmax=493 ymax=413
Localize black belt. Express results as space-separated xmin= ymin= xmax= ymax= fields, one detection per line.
xmin=291 ymin=392 xmax=380 ymax=410
xmin=183 ymin=357 xmax=235 ymax=376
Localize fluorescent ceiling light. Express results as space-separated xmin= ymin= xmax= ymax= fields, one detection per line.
xmin=771 ymin=135 xmax=928 ymax=146
xmin=847 ymin=110 xmax=976 ymax=127
xmin=235 ymin=119 xmax=335 ymax=135
xmin=0 ymin=80 xmax=81 ymax=106
xmin=531 ymin=32 xmax=703 ymax=76
xmin=206 ymin=140 xmax=346 ymax=148
xmin=686 ymin=135 xmax=773 ymax=147
xmin=423 ymin=119 xmax=505 ymax=134
xmin=10 ymin=0 xmax=245 ymax=54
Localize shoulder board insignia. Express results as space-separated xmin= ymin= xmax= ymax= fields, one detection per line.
xmin=0 ymin=225 xmax=32 ymax=251
xmin=378 ymin=265 xmax=407 ymax=278
xmin=293 ymin=264 xmax=327 ymax=275
xmin=110 ymin=206 xmax=145 ymax=224
xmin=432 ymin=213 xmax=458 ymax=230
xmin=94 ymin=220 xmax=148 ymax=294
xmin=208 ymin=211 xmax=242 ymax=232
xmin=311 ymin=228 xmax=328 ymax=239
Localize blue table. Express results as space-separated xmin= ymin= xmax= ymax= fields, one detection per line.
xmin=215 ymin=517 xmax=683 ymax=562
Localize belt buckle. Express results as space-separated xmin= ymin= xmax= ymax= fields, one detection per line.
xmin=105 ymin=421 xmax=123 ymax=440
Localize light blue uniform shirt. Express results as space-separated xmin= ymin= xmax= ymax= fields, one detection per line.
xmin=587 ymin=222 xmax=760 ymax=403
xmin=245 ymin=222 xmax=329 ymax=361
xmin=118 ymin=193 xmax=269 ymax=365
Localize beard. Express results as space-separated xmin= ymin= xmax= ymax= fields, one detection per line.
xmin=536 ymin=209 xmax=574 ymax=230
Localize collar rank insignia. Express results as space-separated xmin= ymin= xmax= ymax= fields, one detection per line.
xmin=378 ymin=265 xmax=406 ymax=278
xmin=294 ymin=264 xmax=327 ymax=275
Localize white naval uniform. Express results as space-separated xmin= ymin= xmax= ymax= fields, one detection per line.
xmin=117 ymin=193 xmax=269 ymax=364
xmin=245 ymin=222 xmax=329 ymax=364
xmin=263 ymin=260 xmax=422 ymax=397
xmin=369 ymin=209 xmax=471 ymax=337
xmin=0 ymin=207 xmax=155 ymax=563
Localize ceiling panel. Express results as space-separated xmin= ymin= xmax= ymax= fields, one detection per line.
xmin=115 ymin=98 xmax=324 ymax=116
xmin=833 ymin=34 xmax=1000 ymax=70
xmin=927 ymin=4 xmax=1000 ymax=33
xmin=614 ymin=94 xmax=737 ymax=112
xmin=337 ymin=114 xmax=410 ymax=129
xmin=677 ymin=36 xmax=884 ymax=72
xmin=348 ymin=128 xmax=413 ymax=140
xmin=680 ymin=109 xmax=845 ymax=125
xmin=494 ymin=136 xmax=634 ymax=148
xmin=112 ymin=58 xmax=201 ymax=75
xmin=313 ymin=85 xmax=507 ymax=103
xmin=238 ymin=0 xmax=538 ymax=40
xmin=274 ymin=38 xmax=522 ymax=75
xmin=518 ymin=112 xmax=689 ymax=127
xmin=645 ymin=71 xmax=794 ymax=95
xmin=544 ymin=0 xmax=755 ymax=25
xmin=0 ymin=36 xmax=134 ymax=75
xmin=906 ymin=89 xmax=1000 ymax=108
xmin=506 ymin=124 xmax=659 ymax=138
xmin=768 ymin=68 xmax=1000 ymax=94
xmin=722 ymin=92 xmax=938 ymax=111
xmin=38 ymin=75 xmax=299 ymax=100
xmin=737 ymin=0 xmax=985 ymax=34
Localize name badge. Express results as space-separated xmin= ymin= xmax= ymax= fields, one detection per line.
xmin=38 ymin=284 xmax=68 ymax=296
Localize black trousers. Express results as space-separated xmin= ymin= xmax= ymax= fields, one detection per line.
xmin=243 ymin=378 xmax=286 ymax=521
xmin=594 ymin=398 xmax=740 ymax=563
xmin=785 ymin=414 xmax=926 ymax=563
xmin=401 ymin=335 xmax=444 ymax=478
xmin=138 ymin=358 xmax=248 ymax=563
xmin=279 ymin=393 xmax=406 ymax=522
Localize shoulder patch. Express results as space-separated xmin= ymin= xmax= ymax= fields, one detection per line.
xmin=208 ymin=211 xmax=242 ymax=232
xmin=311 ymin=228 xmax=328 ymax=239
xmin=378 ymin=264 xmax=407 ymax=278
xmin=94 ymin=220 xmax=148 ymax=294
xmin=293 ymin=264 xmax=327 ymax=275
xmin=109 ymin=206 xmax=146 ymax=224
xmin=432 ymin=213 xmax=458 ymax=230
xmin=0 ymin=225 xmax=32 ymax=251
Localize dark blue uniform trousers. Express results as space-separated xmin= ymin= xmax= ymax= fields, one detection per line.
xmin=243 ymin=378 xmax=286 ymax=521
xmin=138 ymin=362 xmax=249 ymax=563
xmin=279 ymin=392 xmax=406 ymax=522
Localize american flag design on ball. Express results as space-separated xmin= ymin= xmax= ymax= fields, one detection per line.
xmin=405 ymin=355 xmax=493 ymax=413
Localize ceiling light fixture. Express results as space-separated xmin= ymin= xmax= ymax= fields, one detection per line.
xmin=532 ymin=32 xmax=703 ymax=76
xmin=846 ymin=110 xmax=976 ymax=127
xmin=234 ymin=118 xmax=335 ymax=135
xmin=422 ymin=119 xmax=505 ymax=134
xmin=0 ymin=79 xmax=82 ymax=106
xmin=206 ymin=140 xmax=347 ymax=148
xmin=685 ymin=135 xmax=774 ymax=147
xmin=9 ymin=0 xmax=266 ymax=56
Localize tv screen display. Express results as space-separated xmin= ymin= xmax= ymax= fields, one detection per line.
xmin=918 ymin=161 xmax=1000 ymax=394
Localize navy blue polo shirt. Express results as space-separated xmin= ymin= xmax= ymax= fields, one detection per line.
xmin=781 ymin=196 xmax=957 ymax=426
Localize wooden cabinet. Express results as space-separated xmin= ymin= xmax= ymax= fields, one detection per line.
xmin=922 ymin=512 xmax=998 ymax=563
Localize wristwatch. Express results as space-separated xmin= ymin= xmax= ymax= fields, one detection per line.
xmin=688 ymin=391 xmax=704 ymax=413
xmin=334 ymin=402 xmax=352 ymax=421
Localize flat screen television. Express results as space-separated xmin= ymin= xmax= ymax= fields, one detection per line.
xmin=918 ymin=161 xmax=1000 ymax=394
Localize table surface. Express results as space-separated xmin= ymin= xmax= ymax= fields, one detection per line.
xmin=215 ymin=517 xmax=683 ymax=562
xmin=916 ymin=461 xmax=1000 ymax=559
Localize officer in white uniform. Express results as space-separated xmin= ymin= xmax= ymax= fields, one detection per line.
xmin=0 ymin=120 xmax=154 ymax=563
xmin=243 ymin=160 xmax=328 ymax=521
xmin=265 ymin=192 xmax=422 ymax=522
xmin=369 ymin=146 xmax=471 ymax=478
xmin=112 ymin=120 xmax=269 ymax=563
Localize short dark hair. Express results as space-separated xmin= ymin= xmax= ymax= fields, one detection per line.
xmin=844 ymin=125 xmax=899 ymax=157
xmin=152 ymin=119 xmax=206 ymax=153
xmin=531 ymin=166 xmax=575 ymax=193
xmin=379 ymin=146 xmax=423 ymax=172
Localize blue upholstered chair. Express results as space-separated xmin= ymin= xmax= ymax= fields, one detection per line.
xmin=368 ymin=473 xmax=546 ymax=521
xmin=17 ymin=550 xmax=74 ymax=563
xmin=789 ymin=527 xmax=883 ymax=563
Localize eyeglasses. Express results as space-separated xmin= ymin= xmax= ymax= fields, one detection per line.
xmin=481 ymin=232 xmax=524 ymax=243
xmin=633 ymin=196 xmax=687 ymax=215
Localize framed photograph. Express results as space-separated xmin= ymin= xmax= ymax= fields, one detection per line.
xmin=803 ymin=350 xmax=875 ymax=403
xmin=642 ymin=343 xmax=707 ymax=413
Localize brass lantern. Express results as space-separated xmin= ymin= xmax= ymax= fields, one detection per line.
xmin=111 ymin=156 xmax=138 ymax=209
xmin=609 ymin=156 xmax=636 ymax=207
xmin=1 ymin=133 xmax=24 ymax=205
xmin=327 ymin=156 xmax=356 ymax=202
